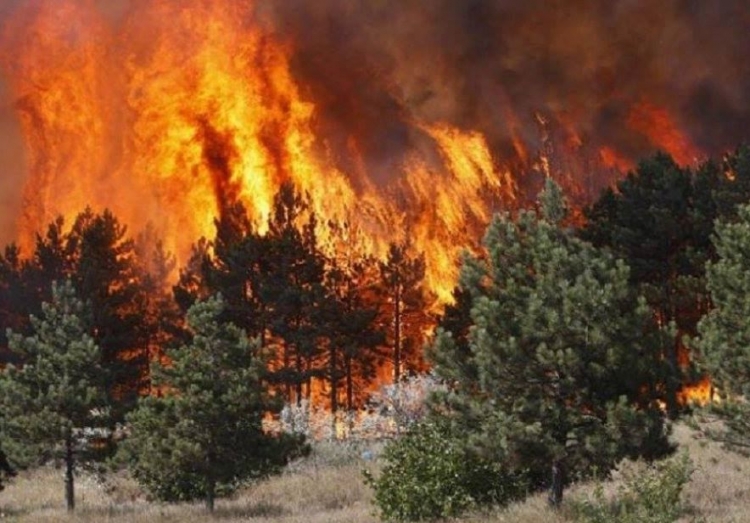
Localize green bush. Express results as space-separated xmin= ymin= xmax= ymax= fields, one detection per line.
xmin=364 ymin=419 xmax=527 ymax=522
xmin=570 ymin=452 xmax=694 ymax=523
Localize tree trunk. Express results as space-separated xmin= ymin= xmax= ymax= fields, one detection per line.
xmin=664 ymin=321 xmax=680 ymax=420
xmin=283 ymin=344 xmax=292 ymax=402
xmin=64 ymin=434 xmax=75 ymax=512
xmin=393 ymin=286 xmax=402 ymax=383
xmin=205 ymin=479 xmax=215 ymax=512
xmin=330 ymin=345 xmax=338 ymax=414
xmin=345 ymin=356 xmax=354 ymax=412
xmin=548 ymin=459 xmax=565 ymax=508
xmin=205 ymin=456 xmax=216 ymax=512
xmin=295 ymin=351 xmax=303 ymax=406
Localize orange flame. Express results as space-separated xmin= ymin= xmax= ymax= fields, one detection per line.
xmin=599 ymin=146 xmax=634 ymax=172
xmin=0 ymin=1 xmax=711 ymax=307
xmin=678 ymin=377 xmax=713 ymax=406
xmin=0 ymin=0 xmax=523 ymax=306
xmin=627 ymin=101 xmax=701 ymax=166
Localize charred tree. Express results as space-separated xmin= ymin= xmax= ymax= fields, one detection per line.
xmin=378 ymin=242 xmax=426 ymax=383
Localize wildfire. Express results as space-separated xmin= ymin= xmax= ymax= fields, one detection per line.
xmin=0 ymin=0 xmax=723 ymax=306
xmin=0 ymin=0 xmax=520 ymax=305
xmin=679 ymin=377 xmax=714 ymax=407
xmin=627 ymin=101 xmax=701 ymax=166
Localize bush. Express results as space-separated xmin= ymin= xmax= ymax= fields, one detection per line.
xmin=570 ymin=452 xmax=694 ymax=523
xmin=364 ymin=419 xmax=527 ymax=521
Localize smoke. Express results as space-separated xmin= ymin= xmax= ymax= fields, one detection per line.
xmin=1 ymin=0 xmax=749 ymax=250
xmin=268 ymin=0 xmax=750 ymax=166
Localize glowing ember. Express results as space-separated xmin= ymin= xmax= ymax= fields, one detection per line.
xmin=678 ymin=377 xmax=714 ymax=406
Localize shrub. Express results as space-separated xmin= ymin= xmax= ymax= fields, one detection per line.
xmin=364 ymin=419 xmax=527 ymax=521
xmin=570 ymin=452 xmax=694 ymax=523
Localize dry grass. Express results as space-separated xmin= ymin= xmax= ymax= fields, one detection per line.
xmin=2 ymin=423 xmax=750 ymax=522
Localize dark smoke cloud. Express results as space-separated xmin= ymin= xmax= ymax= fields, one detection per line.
xmin=268 ymin=0 xmax=750 ymax=173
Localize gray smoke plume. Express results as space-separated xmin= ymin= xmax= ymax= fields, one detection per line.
xmin=268 ymin=0 xmax=750 ymax=168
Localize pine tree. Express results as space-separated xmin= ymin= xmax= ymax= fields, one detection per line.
xmin=68 ymin=208 xmax=148 ymax=410
xmin=173 ymin=237 xmax=215 ymax=327
xmin=378 ymin=242 xmax=427 ymax=383
xmin=0 ymin=280 xmax=107 ymax=511
xmin=120 ymin=295 xmax=305 ymax=510
xmin=8 ymin=209 xmax=153 ymax=420
xmin=430 ymin=179 xmax=670 ymax=507
xmin=263 ymin=183 xmax=329 ymax=403
xmin=710 ymin=145 xmax=750 ymax=220
xmin=694 ymin=203 xmax=750 ymax=452
xmin=322 ymin=253 xmax=384 ymax=413
xmin=0 ymin=244 xmax=32 ymax=359
xmin=183 ymin=185 xmax=334 ymax=405
xmin=581 ymin=153 xmax=707 ymax=417
xmin=134 ymin=225 xmax=181 ymax=392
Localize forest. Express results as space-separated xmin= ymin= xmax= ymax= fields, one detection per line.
xmin=2 ymin=146 xmax=750 ymax=521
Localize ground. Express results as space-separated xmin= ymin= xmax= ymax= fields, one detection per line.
xmin=1 ymin=423 xmax=749 ymax=522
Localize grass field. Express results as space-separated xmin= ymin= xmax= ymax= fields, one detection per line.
xmin=1 ymin=423 xmax=749 ymax=522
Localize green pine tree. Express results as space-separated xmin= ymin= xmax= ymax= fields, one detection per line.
xmin=694 ymin=203 xmax=750 ymax=452
xmin=7 ymin=209 xmax=154 ymax=421
xmin=120 ymin=295 xmax=305 ymax=511
xmin=581 ymin=153 xmax=704 ymax=417
xmin=0 ymin=280 xmax=107 ymax=511
xmin=429 ymin=180 xmax=670 ymax=508
xmin=710 ymin=145 xmax=750 ymax=220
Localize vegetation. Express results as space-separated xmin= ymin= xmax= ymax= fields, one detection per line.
xmin=365 ymin=419 xmax=527 ymax=521
xmin=426 ymin=179 xmax=670 ymax=511
xmin=581 ymin=154 xmax=713 ymax=416
xmin=120 ymin=296 xmax=305 ymax=510
xmin=570 ymin=453 xmax=694 ymax=523
xmin=378 ymin=242 xmax=428 ymax=382
xmin=0 ymin=423 xmax=745 ymax=523
xmin=694 ymin=202 xmax=750 ymax=452
xmin=581 ymin=145 xmax=750 ymax=416
xmin=174 ymin=183 xmax=394 ymax=407
xmin=0 ymin=210 xmax=171 ymax=419
xmin=0 ymin=280 xmax=108 ymax=511
xmin=5 ymin=147 xmax=750 ymax=519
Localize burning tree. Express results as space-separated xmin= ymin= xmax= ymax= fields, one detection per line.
xmin=322 ymin=250 xmax=384 ymax=413
xmin=174 ymin=186 xmax=389 ymax=408
xmin=582 ymin=153 xmax=714 ymax=416
xmin=428 ymin=180 xmax=671 ymax=507
xmin=379 ymin=242 xmax=428 ymax=383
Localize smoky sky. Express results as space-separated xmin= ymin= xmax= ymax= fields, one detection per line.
xmin=268 ymin=0 xmax=750 ymax=167
xmin=1 ymin=0 xmax=749 ymax=246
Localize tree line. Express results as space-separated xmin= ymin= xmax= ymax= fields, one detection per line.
xmin=2 ymin=145 xmax=750 ymax=514
xmin=0 ymin=182 xmax=432 ymax=509
xmin=370 ymin=145 xmax=750 ymax=520
xmin=0 ymin=183 xmax=432 ymax=416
